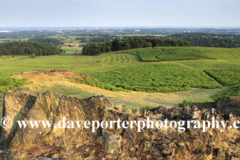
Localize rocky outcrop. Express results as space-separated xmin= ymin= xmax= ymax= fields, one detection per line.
xmin=1 ymin=90 xmax=240 ymax=160
xmin=191 ymin=96 xmax=240 ymax=116
xmin=0 ymin=90 xmax=36 ymax=144
xmin=0 ymin=90 xmax=116 ymax=145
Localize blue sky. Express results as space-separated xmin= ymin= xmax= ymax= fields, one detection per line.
xmin=0 ymin=0 xmax=240 ymax=27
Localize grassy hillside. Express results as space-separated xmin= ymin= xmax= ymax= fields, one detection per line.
xmin=0 ymin=46 xmax=240 ymax=109
xmin=119 ymin=46 xmax=240 ymax=62
xmin=90 ymin=63 xmax=221 ymax=92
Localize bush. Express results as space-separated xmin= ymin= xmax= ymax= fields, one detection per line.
xmin=0 ymin=74 xmax=26 ymax=92
xmin=178 ymin=100 xmax=191 ymax=107
xmin=31 ymin=54 xmax=36 ymax=58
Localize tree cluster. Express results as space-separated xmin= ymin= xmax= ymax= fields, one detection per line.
xmin=27 ymin=38 xmax=64 ymax=47
xmin=163 ymin=33 xmax=240 ymax=48
xmin=0 ymin=42 xmax=62 ymax=56
xmin=82 ymin=38 xmax=190 ymax=55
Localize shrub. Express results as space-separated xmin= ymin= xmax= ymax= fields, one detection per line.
xmin=0 ymin=74 xmax=26 ymax=92
xmin=178 ymin=100 xmax=191 ymax=107
xmin=31 ymin=54 xmax=36 ymax=58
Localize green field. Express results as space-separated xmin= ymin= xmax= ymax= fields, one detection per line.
xmin=119 ymin=46 xmax=240 ymax=62
xmin=204 ymin=69 xmax=240 ymax=86
xmin=90 ymin=63 xmax=221 ymax=92
xmin=212 ymin=84 xmax=240 ymax=100
xmin=0 ymin=46 xmax=240 ymax=109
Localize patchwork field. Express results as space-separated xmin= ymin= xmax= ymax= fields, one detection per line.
xmin=0 ymin=46 xmax=240 ymax=110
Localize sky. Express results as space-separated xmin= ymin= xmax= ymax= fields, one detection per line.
xmin=0 ymin=0 xmax=240 ymax=27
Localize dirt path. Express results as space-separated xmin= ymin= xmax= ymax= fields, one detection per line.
xmin=70 ymin=61 xmax=80 ymax=69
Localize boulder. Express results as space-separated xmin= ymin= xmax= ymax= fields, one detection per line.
xmin=123 ymin=128 xmax=136 ymax=144
xmin=97 ymin=134 xmax=121 ymax=154
xmin=190 ymin=110 xmax=201 ymax=120
xmin=0 ymin=90 xmax=36 ymax=144
xmin=83 ymin=95 xmax=113 ymax=110
xmin=149 ymin=106 xmax=168 ymax=114
xmin=203 ymin=108 xmax=216 ymax=120
xmin=162 ymin=147 xmax=173 ymax=155
xmin=191 ymin=96 xmax=240 ymax=116
xmin=184 ymin=105 xmax=192 ymax=113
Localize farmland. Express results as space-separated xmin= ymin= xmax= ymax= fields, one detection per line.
xmin=90 ymin=63 xmax=222 ymax=92
xmin=204 ymin=69 xmax=240 ymax=86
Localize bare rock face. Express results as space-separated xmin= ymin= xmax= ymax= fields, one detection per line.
xmin=83 ymin=95 xmax=113 ymax=110
xmin=215 ymin=96 xmax=240 ymax=116
xmin=12 ymin=91 xmax=62 ymax=143
xmin=97 ymin=134 xmax=121 ymax=154
xmin=51 ymin=95 xmax=87 ymax=137
xmin=0 ymin=91 xmax=36 ymax=144
xmin=0 ymin=91 xmax=115 ymax=145
xmin=191 ymin=96 xmax=240 ymax=116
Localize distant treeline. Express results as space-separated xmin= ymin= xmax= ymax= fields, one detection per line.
xmin=0 ymin=42 xmax=62 ymax=56
xmin=163 ymin=33 xmax=240 ymax=48
xmin=28 ymin=38 xmax=64 ymax=47
xmin=82 ymin=38 xmax=190 ymax=55
xmin=80 ymin=33 xmax=240 ymax=48
xmin=76 ymin=36 xmax=116 ymax=42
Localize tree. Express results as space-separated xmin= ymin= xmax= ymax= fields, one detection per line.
xmin=31 ymin=54 xmax=36 ymax=58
